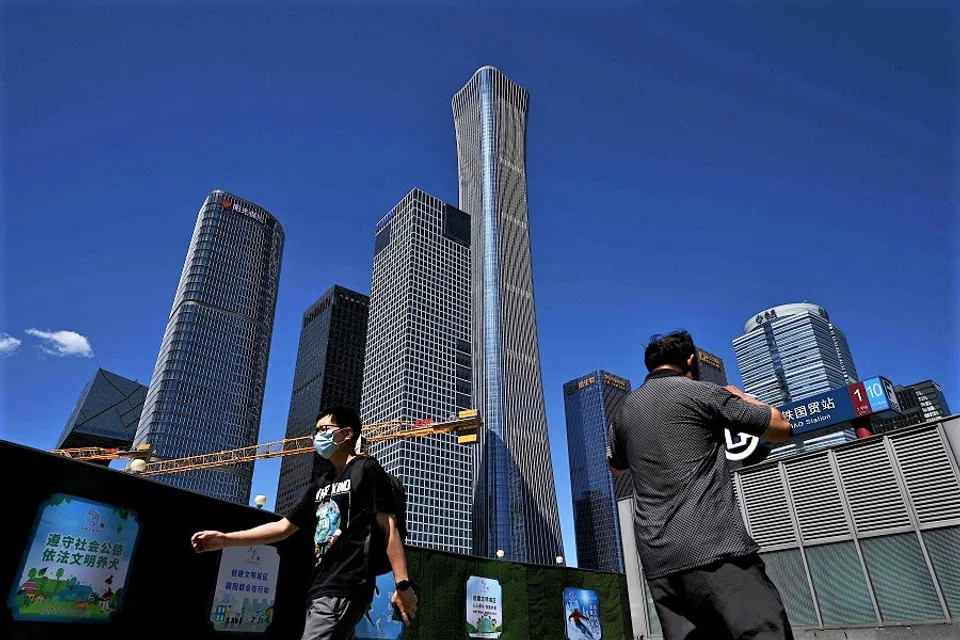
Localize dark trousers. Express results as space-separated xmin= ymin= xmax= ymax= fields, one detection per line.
xmin=301 ymin=594 xmax=373 ymax=640
xmin=647 ymin=554 xmax=794 ymax=640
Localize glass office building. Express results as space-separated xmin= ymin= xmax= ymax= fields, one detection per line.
xmin=563 ymin=370 xmax=631 ymax=572
xmin=875 ymin=380 xmax=952 ymax=434
xmin=733 ymin=303 xmax=859 ymax=407
xmin=360 ymin=189 xmax=474 ymax=554
xmin=275 ymin=286 xmax=369 ymax=515
xmin=453 ymin=65 xmax=564 ymax=564
xmin=56 ymin=369 xmax=147 ymax=460
xmin=134 ymin=190 xmax=284 ymax=504
xmin=697 ymin=348 xmax=729 ymax=386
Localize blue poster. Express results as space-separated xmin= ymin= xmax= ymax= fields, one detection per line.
xmin=564 ymin=588 xmax=602 ymax=640
xmin=8 ymin=494 xmax=140 ymax=623
xmin=355 ymin=572 xmax=405 ymax=639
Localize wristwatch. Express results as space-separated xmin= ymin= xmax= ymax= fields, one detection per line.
xmin=395 ymin=579 xmax=412 ymax=592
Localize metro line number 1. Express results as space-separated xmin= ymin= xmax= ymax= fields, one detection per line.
xmin=853 ymin=382 xmax=883 ymax=403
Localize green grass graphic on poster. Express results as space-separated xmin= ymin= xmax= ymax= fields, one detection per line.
xmin=7 ymin=493 xmax=140 ymax=623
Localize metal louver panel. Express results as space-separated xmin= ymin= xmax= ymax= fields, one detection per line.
xmin=739 ymin=466 xmax=796 ymax=547
xmin=836 ymin=440 xmax=911 ymax=533
xmin=893 ymin=430 xmax=960 ymax=525
xmin=785 ymin=456 xmax=849 ymax=541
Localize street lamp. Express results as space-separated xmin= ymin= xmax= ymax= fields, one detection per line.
xmin=556 ymin=556 xmax=564 ymax=566
xmin=496 ymin=549 xmax=505 ymax=559
xmin=254 ymin=495 xmax=267 ymax=510
xmin=128 ymin=459 xmax=147 ymax=474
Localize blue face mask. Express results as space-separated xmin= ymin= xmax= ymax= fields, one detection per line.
xmin=314 ymin=429 xmax=343 ymax=459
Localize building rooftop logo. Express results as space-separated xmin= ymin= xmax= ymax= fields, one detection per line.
xmin=221 ymin=197 xmax=232 ymax=210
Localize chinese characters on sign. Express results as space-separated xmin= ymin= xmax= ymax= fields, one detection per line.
xmin=210 ymin=546 xmax=280 ymax=633
xmin=466 ymin=576 xmax=503 ymax=638
xmin=8 ymin=494 xmax=140 ymax=623
xmin=775 ymin=376 xmax=902 ymax=438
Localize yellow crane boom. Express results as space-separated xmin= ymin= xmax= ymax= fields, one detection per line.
xmin=52 ymin=410 xmax=481 ymax=477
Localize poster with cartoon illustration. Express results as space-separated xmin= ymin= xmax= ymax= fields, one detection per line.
xmin=210 ymin=545 xmax=280 ymax=633
xmin=7 ymin=493 xmax=140 ymax=622
xmin=354 ymin=571 xmax=405 ymax=639
xmin=564 ymin=588 xmax=602 ymax=640
xmin=466 ymin=576 xmax=503 ymax=638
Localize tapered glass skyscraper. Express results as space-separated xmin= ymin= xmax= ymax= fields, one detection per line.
xmin=452 ymin=66 xmax=564 ymax=564
xmin=134 ymin=190 xmax=284 ymax=504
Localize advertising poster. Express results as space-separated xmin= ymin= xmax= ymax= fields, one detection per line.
xmin=466 ymin=575 xmax=503 ymax=638
xmin=8 ymin=494 xmax=140 ymax=623
xmin=355 ymin=571 xmax=405 ymax=639
xmin=564 ymin=588 xmax=602 ymax=640
xmin=210 ymin=545 xmax=279 ymax=633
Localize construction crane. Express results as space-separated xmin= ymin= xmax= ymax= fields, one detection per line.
xmin=54 ymin=443 xmax=154 ymax=462
xmin=52 ymin=409 xmax=481 ymax=477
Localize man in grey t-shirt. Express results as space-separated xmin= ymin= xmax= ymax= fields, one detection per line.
xmin=608 ymin=331 xmax=794 ymax=639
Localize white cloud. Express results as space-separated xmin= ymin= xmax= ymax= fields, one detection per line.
xmin=0 ymin=334 xmax=21 ymax=355
xmin=25 ymin=328 xmax=94 ymax=358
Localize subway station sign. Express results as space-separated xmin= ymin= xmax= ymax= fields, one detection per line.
xmin=779 ymin=376 xmax=901 ymax=436
xmin=725 ymin=376 xmax=902 ymax=462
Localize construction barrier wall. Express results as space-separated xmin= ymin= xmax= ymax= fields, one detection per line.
xmin=0 ymin=441 xmax=633 ymax=640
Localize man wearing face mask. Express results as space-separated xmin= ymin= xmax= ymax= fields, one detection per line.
xmin=608 ymin=331 xmax=794 ymax=639
xmin=190 ymin=406 xmax=418 ymax=640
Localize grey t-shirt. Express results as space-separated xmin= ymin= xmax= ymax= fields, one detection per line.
xmin=607 ymin=369 xmax=771 ymax=579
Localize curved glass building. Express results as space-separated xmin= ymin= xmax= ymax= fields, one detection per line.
xmin=733 ymin=302 xmax=858 ymax=406
xmin=452 ymin=66 xmax=564 ymax=564
xmin=134 ymin=190 xmax=284 ymax=504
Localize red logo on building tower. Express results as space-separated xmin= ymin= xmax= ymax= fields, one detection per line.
xmin=221 ymin=197 xmax=232 ymax=210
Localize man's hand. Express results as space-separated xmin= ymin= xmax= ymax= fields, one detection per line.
xmin=191 ymin=530 xmax=229 ymax=553
xmin=725 ymin=385 xmax=746 ymax=398
xmin=391 ymin=586 xmax=418 ymax=624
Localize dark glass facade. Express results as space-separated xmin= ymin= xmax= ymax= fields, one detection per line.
xmin=564 ymin=370 xmax=631 ymax=572
xmin=874 ymin=380 xmax=952 ymax=434
xmin=56 ymin=369 xmax=147 ymax=461
xmin=275 ymin=286 xmax=369 ymax=515
xmin=697 ymin=348 xmax=729 ymax=387
xmin=134 ymin=190 xmax=284 ymax=505
xmin=453 ymin=65 xmax=564 ymax=564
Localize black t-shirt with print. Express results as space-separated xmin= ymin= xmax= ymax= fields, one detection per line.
xmin=287 ymin=456 xmax=394 ymax=601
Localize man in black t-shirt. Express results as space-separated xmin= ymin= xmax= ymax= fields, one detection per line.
xmin=191 ymin=407 xmax=418 ymax=640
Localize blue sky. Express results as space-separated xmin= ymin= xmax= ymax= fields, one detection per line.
xmin=1 ymin=4 xmax=955 ymax=568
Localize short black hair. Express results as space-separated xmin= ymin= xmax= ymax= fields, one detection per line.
xmin=315 ymin=406 xmax=362 ymax=442
xmin=644 ymin=330 xmax=697 ymax=373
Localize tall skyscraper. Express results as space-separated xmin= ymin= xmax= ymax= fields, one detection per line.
xmin=875 ymin=380 xmax=952 ymax=434
xmin=56 ymin=369 xmax=147 ymax=460
xmin=563 ymin=370 xmax=631 ymax=572
xmin=453 ymin=65 xmax=564 ymax=563
xmin=134 ymin=190 xmax=284 ymax=504
xmin=275 ymin=286 xmax=369 ymax=515
xmin=361 ymin=188 xmax=474 ymax=554
xmin=732 ymin=303 xmax=858 ymax=407
xmin=696 ymin=348 xmax=729 ymax=386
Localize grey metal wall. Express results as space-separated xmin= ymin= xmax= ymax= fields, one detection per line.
xmin=620 ymin=416 xmax=960 ymax=637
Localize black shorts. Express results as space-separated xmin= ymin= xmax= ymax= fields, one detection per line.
xmin=647 ymin=554 xmax=794 ymax=640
